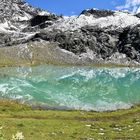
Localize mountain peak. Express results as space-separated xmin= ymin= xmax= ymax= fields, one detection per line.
xmin=80 ymin=9 xmax=115 ymax=18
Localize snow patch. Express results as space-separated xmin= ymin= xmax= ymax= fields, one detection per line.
xmin=50 ymin=11 xmax=140 ymax=31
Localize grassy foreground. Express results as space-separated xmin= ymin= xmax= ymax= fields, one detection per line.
xmin=0 ymin=100 xmax=140 ymax=140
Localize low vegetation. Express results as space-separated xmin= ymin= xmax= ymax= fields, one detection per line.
xmin=0 ymin=100 xmax=140 ymax=140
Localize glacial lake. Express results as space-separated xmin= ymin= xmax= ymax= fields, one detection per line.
xmin=0 ymin=65 xmax=140 ymax=111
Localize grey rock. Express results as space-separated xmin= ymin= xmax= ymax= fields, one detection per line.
xmin=118 ymin=25 xmax=140 ymax=62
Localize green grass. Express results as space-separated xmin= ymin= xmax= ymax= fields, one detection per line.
xmin=0 ymin=100 xmax=140 ymax=140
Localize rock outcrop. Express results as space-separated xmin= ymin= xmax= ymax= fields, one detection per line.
xmin=0 ymin=0 xmax=140 ymax=66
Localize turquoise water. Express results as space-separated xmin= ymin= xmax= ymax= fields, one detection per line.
xmin=0 ymin=65 xmax=140 ymax=111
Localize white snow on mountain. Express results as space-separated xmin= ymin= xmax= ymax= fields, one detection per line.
xmin=0 ymin=0 xmax=140 ymax=36
xmin=39 ymin=11 xmax=51 ymax=16
xmin=50 ymin=11 xmax=140 ymax=31
xmin=0 ymin=21 xmax=10 ymax=32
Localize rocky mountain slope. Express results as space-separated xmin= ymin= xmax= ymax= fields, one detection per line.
xmin=1 ymin=0 xmax=140 ymax=66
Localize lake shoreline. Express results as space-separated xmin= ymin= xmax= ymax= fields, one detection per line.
xmin=0 ymin=98 xmax=137 ymax=112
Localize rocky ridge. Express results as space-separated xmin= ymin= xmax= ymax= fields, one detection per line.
xmin=0 ymin=0 xmax=140 ymax=66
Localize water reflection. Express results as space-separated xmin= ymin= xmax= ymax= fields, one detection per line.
xmin=0 ymin=65 xmax=140 ymax=111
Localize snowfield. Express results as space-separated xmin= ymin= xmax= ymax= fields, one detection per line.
xmin=50 ymin=11 xmax=140 ymax=31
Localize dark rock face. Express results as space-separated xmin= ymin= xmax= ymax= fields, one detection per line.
xmin=30 ymin=15 xmax=58 ymax=26
xmin=0 ymin=33 xmax=11 ymax=45
xmin=80 ymin=9 xmax=115 ymax=18
xmin=135 ymin=13 xmax=140 ymax=18
xmin=33 ymin=26 xmax=119 ymax=58
xmin=33 ymin=30 xmax=87 ymax=54
xmin=118 ymin=25 xmax=140 ymax=62
xmin=32 ymin=23 xmax=140 ymax=63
